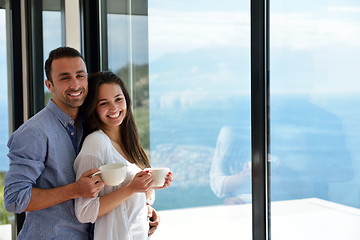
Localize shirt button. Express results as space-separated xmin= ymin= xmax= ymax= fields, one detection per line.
xmin=71 ymin=132 xmax=75 ymax=136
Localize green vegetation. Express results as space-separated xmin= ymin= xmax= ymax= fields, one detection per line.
xmin=134 ymin=107 xmax=150 ymax=150
xmin=0 ymin=172 xmax=11 ymax=224
xmin=116 ymin=64 xmax=150 ymax=150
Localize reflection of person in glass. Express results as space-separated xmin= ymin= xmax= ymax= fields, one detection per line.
xmin=270 ymin=98 xmax=354 ymax=202
xmin=210 ymin=126 xmax=251 ymax=205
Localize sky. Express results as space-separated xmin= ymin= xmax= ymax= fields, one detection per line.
xmin=146 ymin=0 xmax=360 ymax=105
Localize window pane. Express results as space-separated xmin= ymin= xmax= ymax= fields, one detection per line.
xmin=43 ymin=0 xmax=63 ymax=104
xmin=106 ymin=0 xmax=150 ymax=148
xmin=0 ymin=0 xmax=11 ymax=237
xmin=148 ymin=1 xmax=251 ymax=239
xmin=270 ymin=1 xmax=360 ymax=239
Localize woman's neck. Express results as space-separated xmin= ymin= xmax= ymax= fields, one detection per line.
xmin=103 ymin=126 xmax=132 ymax=162
xmin=102 ymin=126 xmax=121 ymax=144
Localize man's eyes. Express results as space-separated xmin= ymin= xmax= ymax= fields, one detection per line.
xmin=59 ymin=74 xmax=85 ymax=80
xmin=60 ymin=76 xmax=70 ymax=80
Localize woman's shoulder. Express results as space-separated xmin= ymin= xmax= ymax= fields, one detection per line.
xmin=84 ymin=130 xmax=110 ymax=143
xmin=81 ymin=130 xmax=111 ymax=153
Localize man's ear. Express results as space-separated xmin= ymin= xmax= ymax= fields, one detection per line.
xmin=45 ymin=79 xmax=54 ymax=93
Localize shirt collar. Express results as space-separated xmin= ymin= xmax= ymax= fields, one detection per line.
xmin=46 ymin=100 xmax=76 ymax=127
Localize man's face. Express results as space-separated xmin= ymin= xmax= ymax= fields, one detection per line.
xmin=46 ymin=57 xmax=88 ymax=116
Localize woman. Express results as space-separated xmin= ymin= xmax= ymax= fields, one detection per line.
xmin=74 ymin=71 xmax=173 ymax=240
xmin=210 ymin=125 xmax=251 ymax=205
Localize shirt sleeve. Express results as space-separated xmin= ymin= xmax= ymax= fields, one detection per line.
xmin=210 ymin=126 xmax=232 ymax=198
xmin=73 ymin=132 xmax=107 ymax=223
xmin=74 ymin=154 xmax=103 ymax=223
xmin=4 ymin=125 xmax=47 ymax=213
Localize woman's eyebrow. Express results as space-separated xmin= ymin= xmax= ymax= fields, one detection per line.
xmin=98 ymin=94 xmax=123 ymax=102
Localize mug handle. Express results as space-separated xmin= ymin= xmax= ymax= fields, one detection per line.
xmin=90 ymin=171 xmax=101 ymax=178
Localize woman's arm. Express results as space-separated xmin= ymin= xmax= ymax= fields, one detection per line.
xmin=97 ymin=170 xmax=153 ymax=217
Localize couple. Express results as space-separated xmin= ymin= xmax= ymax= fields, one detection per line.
xmin=4 ymin=46 xmax=173 ymax=239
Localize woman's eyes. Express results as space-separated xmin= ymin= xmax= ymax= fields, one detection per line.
xmin=98 ymin=97 xmax=123 ymax=106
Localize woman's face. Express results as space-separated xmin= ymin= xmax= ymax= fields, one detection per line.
xmin=96 ymin=83 xmax=127 ymax=129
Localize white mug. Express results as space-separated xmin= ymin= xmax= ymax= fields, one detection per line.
xmin=91 ymin=163 xmax=127 ymax=186
xmin=145 ymin=167 xmax=170 ymax=187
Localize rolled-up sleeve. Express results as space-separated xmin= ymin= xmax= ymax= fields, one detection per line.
xmin=4 ymin=126 xmax=46 ymax=213
xmin=74 ymin=153 xmax=102 ymax=223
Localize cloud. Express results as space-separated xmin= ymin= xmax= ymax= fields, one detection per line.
xmin=327 ymin=6 xmax=360 ymax=13
xmin=149 ymin=7 xmax=360 ymax=58
xmin=154 ymin=82 xmax=249 ymax=110
xmin=271 ymin=13 xmax=360 ymax=50
xmin=148 ymin=9 xmax=250 ymax=61
xmin=157 ymin=88 xmax=218 ymax=109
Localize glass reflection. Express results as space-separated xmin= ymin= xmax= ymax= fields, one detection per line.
xmin=147 ymin=1 xmax=252 ymax=239
xmin=270 ymin=0 xmax=360 ymax=239
xmin=148 ymin=1 xmax=251 ymax=210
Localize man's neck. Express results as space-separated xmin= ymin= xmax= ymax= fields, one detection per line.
xmin=51 ymin=99 xmax=79 ymax=120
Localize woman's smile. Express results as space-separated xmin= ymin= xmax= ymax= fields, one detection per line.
xmin=96 ymin=83 xmax=127 ymax=128
xmin=107 ymin=112 xmax=121 ymax=119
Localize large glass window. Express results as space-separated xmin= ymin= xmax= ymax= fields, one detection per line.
xmin=106 ymin=0 xmax=150 ymax=148
xmin=148 ymin=1 xmax=251 ymax=239
xmin=1 ymin=1 xmax=64 ymax=238
xmin=102 ymin=0 xmax=252 ymax=239
xmin=270 ymin=0 xmax=360 ymax=239
xmin=43 ymin=0 xmax=64 ymax=104
xmin=0 ymin=0 xmax=11 ymax=236
xmin=0 ymin=4 xmax=8 ymax=172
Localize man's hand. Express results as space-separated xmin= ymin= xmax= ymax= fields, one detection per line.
xmin=25 ymin=169 xmax=104 ymax=212
xmin=74 ymin=168 xmax=105 ymax=198
xmin=148 ymin=205 xmax=160 ymax=237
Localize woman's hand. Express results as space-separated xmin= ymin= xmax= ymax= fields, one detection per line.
xmin=127 ymin=170 xmax=153 ymax=193
xmin=153 ymin=171 xmax=173 ymax=190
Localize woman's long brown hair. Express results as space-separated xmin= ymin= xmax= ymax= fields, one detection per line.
xmin=82 ymin=71 xmax=150 ymax=169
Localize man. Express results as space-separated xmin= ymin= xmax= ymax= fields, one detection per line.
xmin=4 ymin=47 xmax=159 ymax=239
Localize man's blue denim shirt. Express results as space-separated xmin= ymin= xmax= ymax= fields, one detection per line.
xmin=4 ymin=100 xmax=91 ymax=239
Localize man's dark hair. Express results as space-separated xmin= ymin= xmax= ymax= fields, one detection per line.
xmin=44 ymin=46 xmax=85 ymax=82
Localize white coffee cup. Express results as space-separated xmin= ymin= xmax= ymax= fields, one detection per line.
xmin=91 ymin=163 xmax=127 ymax=186
xmin=145 ymin=167 xmax=170 ymax=187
